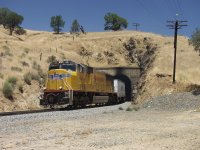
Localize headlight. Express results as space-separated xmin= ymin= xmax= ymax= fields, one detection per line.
xmin=43 ymin=87 xmax=47 ymax=90
xmin=59 ymin=86 xmax=62 ymax=90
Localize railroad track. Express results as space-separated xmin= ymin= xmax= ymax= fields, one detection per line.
xmin=0 ymin=106 xmax=103 ymax=117
xmin=0 ymin=109 xmax=59 ymax=117
xmin=0 ymin=102 xmax=125 ymax=117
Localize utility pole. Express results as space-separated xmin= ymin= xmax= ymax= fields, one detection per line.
xmin=132 ymin=23 xmax=140 ymax=30
xmin=167 ymin=20 xmax=187 ymax=84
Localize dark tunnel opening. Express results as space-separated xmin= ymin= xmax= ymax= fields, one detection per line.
xmin=113 ymin=74 xmax=132 ymax=101
xmin=95 ymin=67 xmax=138 ymax=102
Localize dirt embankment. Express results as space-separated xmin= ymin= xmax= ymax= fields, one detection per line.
xmin=134 ymin=35 xmax=200 ymax=103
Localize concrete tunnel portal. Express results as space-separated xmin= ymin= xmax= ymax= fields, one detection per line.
xmin=94 ymin=67 xmax=141 ymax=101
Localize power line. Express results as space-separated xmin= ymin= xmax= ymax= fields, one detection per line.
xmin=136 ymin=0 xmax=164 ymax=25
xmin=175 ymin=0 xmax=182 ymax=13
xmin=162 ymin=0 xmax=175 ymax=14
xmin=168 ymin=0 xmax=186 ymax=20
xmin=173 ymin=0 xmax=180 ymax=13
xmin=166 ymin=20 xmax=188 ymax=83
xmin=168 ymin=0 xmax=178 ymax=14
xmin=175 ymin=0 xmax=186 ymax=20
xmin=132 ymin=23 xmax=140 ymax=30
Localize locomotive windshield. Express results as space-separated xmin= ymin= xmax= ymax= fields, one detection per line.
xmin=61 ymin=62 xmax=76 ymax=71
xmin=48 ymin=61 xmax=77 ymax=71
xmin=49 ymin=63 xmax=59 ymax=70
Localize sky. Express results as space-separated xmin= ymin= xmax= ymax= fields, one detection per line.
xmin=0 ymin=0 xmax=199 ymax=37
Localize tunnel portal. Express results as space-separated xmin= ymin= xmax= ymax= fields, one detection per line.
xmin=95 ymin=67 xmax=141 ymax=101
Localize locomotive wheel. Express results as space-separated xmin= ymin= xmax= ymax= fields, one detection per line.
xmin=48 ymin=95 xmax=55 ymax=109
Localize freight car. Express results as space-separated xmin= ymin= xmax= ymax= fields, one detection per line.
xmin=40 ymin=60 xmax=125 ymax=108
xmin=114 ymin=79 xmax=126 ymax=102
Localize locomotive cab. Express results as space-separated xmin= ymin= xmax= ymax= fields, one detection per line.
xmin=40 ymin=61 xmax=77 ymax=107
xmin=40 ymin=60 xmax=91 ymax=108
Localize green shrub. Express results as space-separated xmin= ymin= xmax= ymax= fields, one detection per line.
xmin=20 ymin=53 xmax=26 ymax=58
xmin=32 ymin=61 xmax=41 ymax=71
xmin=4 ymin=49 xmax=13 ymax=57
xmin=11 ymin=66 xmax=22 ymax=72
xmin=47 ymin=55 xmax=57 ymax=63
xmin=96 ymin=53 xmax=104 ymax=62
xmin=125 ymin=106 xmax=140 ymax=111
xmin=7 ymin=77 xmax=17 ymax=86
xmin=24 ymin=48 xmax=29 ymax=54
xmin=31 ymin=61 xmax=46 ymax=82
xmin=133 ymin=106 xmax=140 ymax=111
xmin=60 ymin=52 xmax=66 ymax=60
xmin=20 ymin=61 xmax=29 ymax=67
xmin=23 ymin=72 xmax=44 ymax=85
xmin=119 ymin=106 xmax=124 ymax=110
xmin=3 ymin=81 xmax=13 ymax=99
xmin=23 ymin=72 xmax=32 ymax=85
xmin=3 ymin=45 xmax=9 ymax=51
xmin=31 ymin=72 xmax=40 ymax=82
xmin=3 ymin=77 xmax=18 ymax=99
xmin=18 ymin=83 xmax=23 ymax=93
xmin=0 ymin=73 xmax=3 ymax=79
xmin=38 ymin=70 xmax=46 ymax=79
xmin=190 ymin=28 xmax=200 ymax=53
xmin=2 ymin=46 xmax=13 ymax=57
xmin=126 ymin=107 xmax=133 ymax=111
xmin=14 ymin=27 xmax=26 ymax=35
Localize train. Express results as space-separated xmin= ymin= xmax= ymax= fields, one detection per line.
xmin=40 ymin=60 xmax=125 ymax=108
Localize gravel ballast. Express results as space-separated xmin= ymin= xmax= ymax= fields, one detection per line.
xmin=1 ymin=93 xmax=200 ymax=150
xmin=142 ymin=92 xmax=200 ymax=111
xmin=0 ymin=102 xmax=130 ymax=134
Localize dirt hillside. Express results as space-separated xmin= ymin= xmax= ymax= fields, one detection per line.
xmin=136 ymin=34 xmax=200 ymax=103
xmin=0 ymin=26 xmax=199 ymax=112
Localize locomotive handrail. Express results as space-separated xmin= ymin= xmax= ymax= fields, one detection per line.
xmin=62 ymin=79 xmax=73 ymax=102
xmin=63 ymin=79 xmax=73 ymax=91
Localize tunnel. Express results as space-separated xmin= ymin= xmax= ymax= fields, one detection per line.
xmin=95 ymin=67 xmax=140 ymax=102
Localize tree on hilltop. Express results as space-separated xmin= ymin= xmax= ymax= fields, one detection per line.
xmin=4 ymin=11 xmax=24 ymax=35
xmin=0 ymin=8 xmax=11 ymax=28
xmin=190 ymin=28 xmax=200 ymax=55
xmin=104 ymin=12 xmax=128 ymax=31
xmin=70 ymin=19 xmax=80 ymax=35
xmin=50 ymin=15 xmax=65 ymax=34
xmin=0 ymin=8 xmax=25 ymax=36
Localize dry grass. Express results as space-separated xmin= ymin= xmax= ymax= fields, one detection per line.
xmin=137 ymin=36 xmax=200 ymax=102
xmin=0 ymin=25 xmax=199 ymax=112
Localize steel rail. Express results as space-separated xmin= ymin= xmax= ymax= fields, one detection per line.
xmin=0 ymin=109 xmax=59 ymax=117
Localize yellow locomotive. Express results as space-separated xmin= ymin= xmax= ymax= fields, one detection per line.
xmin=40 ymin=60 xmax=124 ymax=108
